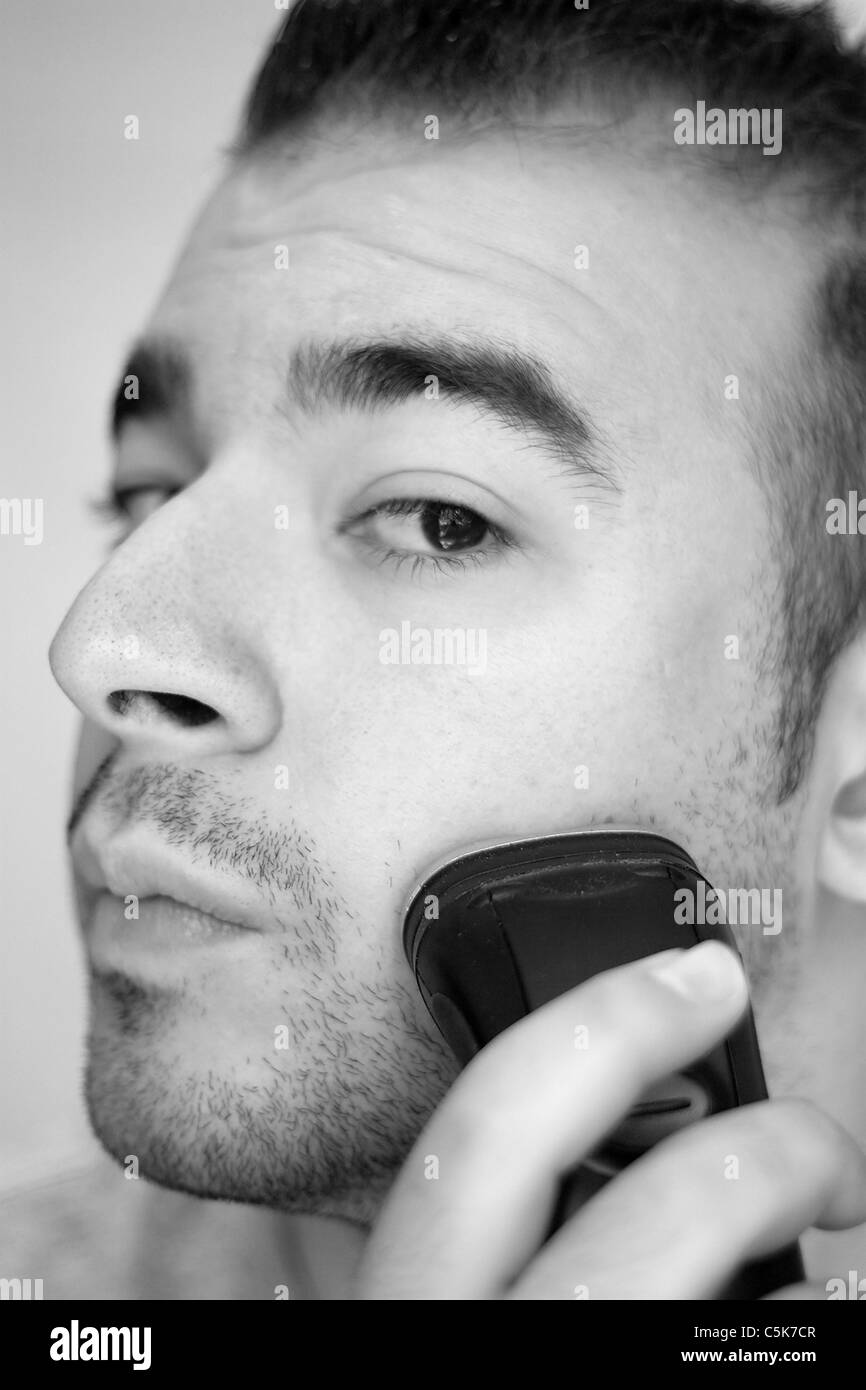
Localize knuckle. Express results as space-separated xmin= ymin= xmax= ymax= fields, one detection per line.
xmin=751 ymin=1097 xmax=841 ymax=1175
xmin=692 ymin=1097 xmax=841 ymax=1203
xmin=768 ymin=1095 xmax=834 ymax=1139
xmin=703 ymin=1102 xmax=806 ymax=1198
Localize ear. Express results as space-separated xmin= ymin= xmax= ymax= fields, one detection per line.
xmin=810 ymin=631 xmax=866 ymax=904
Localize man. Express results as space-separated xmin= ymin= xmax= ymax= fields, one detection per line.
xmin=45 ymin=0 xmax=866 ymax=1298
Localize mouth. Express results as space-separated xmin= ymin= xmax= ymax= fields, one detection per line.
xmin=84 ymin=892 xmax=259 ymax=972
xmin=71 ymin=823 xmax=272 ymax=968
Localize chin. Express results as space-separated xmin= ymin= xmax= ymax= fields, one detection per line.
xmin=83 ymin=968 xmax=454 ymax=1217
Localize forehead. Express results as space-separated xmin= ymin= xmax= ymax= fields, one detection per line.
xmin=145 ymin=127 xmax=815 ymax=441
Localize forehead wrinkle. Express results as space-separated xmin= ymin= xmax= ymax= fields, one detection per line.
xmin=223 ymin=218 xmax=622 ymax=364
xmin=167 ymin=216 xmax=623 ymax=394
xmin=203 ymin=143 xmax=619 ymax=309
xmin=221 ymin=195 xmax=618 ymax=311
xmin=328 ymin=224 xmax=619 ymax=328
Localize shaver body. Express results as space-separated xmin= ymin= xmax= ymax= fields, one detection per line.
xmin=402 ymin=830 xmax=804 ymax=1300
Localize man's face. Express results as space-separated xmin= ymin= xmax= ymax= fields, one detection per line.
xmin=50 ymin=124 xmax=817 ymax=1220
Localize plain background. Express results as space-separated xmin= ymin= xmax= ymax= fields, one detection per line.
xmin=2 ymin=0 xmax=866 ymax=1195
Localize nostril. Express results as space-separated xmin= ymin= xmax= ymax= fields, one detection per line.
xmin=107 ymin=690 xmax=219 ymax=727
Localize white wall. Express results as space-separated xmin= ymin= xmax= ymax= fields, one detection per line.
xmin=1 ymin=0 xmax=865 ymax=1192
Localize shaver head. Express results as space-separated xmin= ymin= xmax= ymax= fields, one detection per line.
xmin=402 ymin=828 xmax=769 ymax=1132
xmin=404 ymin=828 xmax=705 ymax=1000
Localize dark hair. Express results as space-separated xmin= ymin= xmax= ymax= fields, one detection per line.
xmin=241 ymin=0 xmax=865 ymax=198
xmin=240 ymin=0 xmax=866 ymax=802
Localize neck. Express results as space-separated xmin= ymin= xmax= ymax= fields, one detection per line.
xmin=761 ymin=887 xmax=866 ymax=1287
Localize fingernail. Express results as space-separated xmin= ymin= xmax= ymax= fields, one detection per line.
xmin=649 ymin=940 xmax=745 ymax=1002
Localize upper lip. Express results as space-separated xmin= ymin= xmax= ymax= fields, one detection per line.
xmin=71 ymin=824 xmax=269 ymax=932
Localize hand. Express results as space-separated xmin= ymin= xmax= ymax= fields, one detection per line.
xmin=355 ymin=941 xmax=866 ymax=1299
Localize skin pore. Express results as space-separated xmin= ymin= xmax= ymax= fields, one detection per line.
xmin=49 ymin=119 xmax=865 ymax=1279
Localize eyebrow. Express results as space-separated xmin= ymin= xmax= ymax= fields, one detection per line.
xmin=109 ymin=340 xmax=191 ymax=443
xmin=288 ymin=336 xmax=617 ymax=488
xmin=110 ymin=333 xmax=618 ymax=490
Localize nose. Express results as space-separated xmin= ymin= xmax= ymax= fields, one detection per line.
xmin=49 ymin=500 xmax=283 ymax=757
xmin=107 ymin=688 xmax=221 ymax=730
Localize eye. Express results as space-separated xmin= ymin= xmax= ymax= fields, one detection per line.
xmin=91 ymin=482 xmax=178 ymax=539
xmin=344 ymin=497 xmax=513 ymax=576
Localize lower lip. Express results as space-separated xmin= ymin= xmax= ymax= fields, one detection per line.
xmin=84 ymin=892 xmax=257 ymax=969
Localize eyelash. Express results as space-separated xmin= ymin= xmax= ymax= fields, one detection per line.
xmin=90 ymin=484 xmax=178 ymax=551
xmin=90 ymin=488 xmax=123 ymax=522
xmin=346 ymin=496 xmax=514 ymax=577
xmin=92 ymin=487 xmax=514 ymax=576
xmin=90 ymin=484 xmax=177 ymax=524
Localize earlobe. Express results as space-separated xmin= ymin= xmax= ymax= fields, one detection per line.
xmin=811 ymin=635 xmax=866 ymax=904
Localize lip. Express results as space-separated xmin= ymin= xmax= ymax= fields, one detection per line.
xmin=71 ymin=824 xmax=271 ymax=934
xmin=85 ymin=891 xmax=260 ymax=972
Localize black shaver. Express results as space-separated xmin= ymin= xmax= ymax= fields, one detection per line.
xmin=402 ymin=829 xmax=804 ymax=1300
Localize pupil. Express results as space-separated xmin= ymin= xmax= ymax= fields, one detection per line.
xmin=421 ymin=503 xmax=487 ymax=552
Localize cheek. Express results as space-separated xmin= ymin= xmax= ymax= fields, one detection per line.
xmin=284 ymin=554 xmax=768 ymax=930
xmin=291 ymin=635 xmax=632 ymax=917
